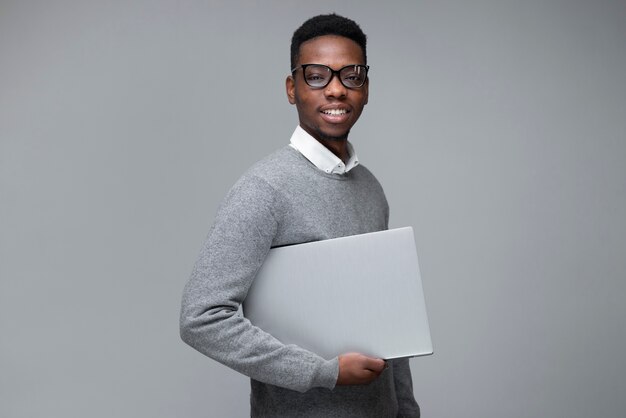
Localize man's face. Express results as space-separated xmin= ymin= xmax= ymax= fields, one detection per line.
xmin=286 ymin=35 xmax=368 ymax=143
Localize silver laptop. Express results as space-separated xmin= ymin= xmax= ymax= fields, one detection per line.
xmin=243 ymin=227 xmax=433 ymax=360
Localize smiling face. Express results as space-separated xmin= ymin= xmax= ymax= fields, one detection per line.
xmin=286 ymin=35 xmax=369 ymax=144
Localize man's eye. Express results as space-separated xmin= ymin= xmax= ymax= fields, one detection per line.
xmin=306 ymin=74 xmax=325 ymax=81
xmin=344 ymin=74 xmax=363 ymax=81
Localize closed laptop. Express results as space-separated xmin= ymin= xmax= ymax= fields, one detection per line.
xmin=243 ymin=227 xmax=433 ymax=360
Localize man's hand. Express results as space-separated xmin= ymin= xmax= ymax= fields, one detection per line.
xmin=336 ymin=353 xmax=386 ymax=385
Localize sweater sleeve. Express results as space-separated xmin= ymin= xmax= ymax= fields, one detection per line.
xmin=392 ymin=358 xmax=421 ymax=417
xmin=180 ymin=174 xmax=339 ymax=393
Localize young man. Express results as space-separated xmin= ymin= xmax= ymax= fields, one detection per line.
xmin=180 ymin=14 xmax=420 ymax=417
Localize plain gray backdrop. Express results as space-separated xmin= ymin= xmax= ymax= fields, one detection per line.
xmin=1 ymin=1 xmax=625 ymax=417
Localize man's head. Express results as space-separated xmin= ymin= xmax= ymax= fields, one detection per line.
xmin=287 ymin=14 xmax=369 ymax=145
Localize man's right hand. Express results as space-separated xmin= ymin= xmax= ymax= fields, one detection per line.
xmin=336 ymin=353 xmax=386 ymax=385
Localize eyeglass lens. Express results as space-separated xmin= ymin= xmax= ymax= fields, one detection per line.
xmin=303 ymin=65 xmax=367 ymax=88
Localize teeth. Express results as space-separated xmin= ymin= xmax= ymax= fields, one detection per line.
xmin=323 ymin=109 xmax=347 ymax=116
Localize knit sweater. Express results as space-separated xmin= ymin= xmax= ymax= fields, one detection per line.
xmin=180 ymin=146 xmax=420 ymax=417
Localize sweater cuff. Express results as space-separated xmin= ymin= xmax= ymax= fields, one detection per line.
xmin=315 ymin=357 xmax=340 ymax=390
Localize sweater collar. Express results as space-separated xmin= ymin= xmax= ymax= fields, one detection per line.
xmin=289 ymin=126 xmax=360 ymax=175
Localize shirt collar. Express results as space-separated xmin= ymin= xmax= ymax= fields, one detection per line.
xmin=289 ymin=125 xmax=360 ymax=174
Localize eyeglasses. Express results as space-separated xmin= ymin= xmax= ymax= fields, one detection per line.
xmin=291 ymin=64 xmax=369 ymax=89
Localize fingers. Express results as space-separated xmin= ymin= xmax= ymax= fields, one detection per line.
xmin=363 ymin=357 xmax=386 ymax=373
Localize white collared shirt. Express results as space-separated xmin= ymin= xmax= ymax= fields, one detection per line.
xmin=289 ymin=125 xmax=360 ymax=174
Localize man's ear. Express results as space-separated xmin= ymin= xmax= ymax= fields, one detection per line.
xmin=286 ymin=75 xmax=296 ymax=105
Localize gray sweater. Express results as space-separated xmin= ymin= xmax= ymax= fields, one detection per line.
xmin=180 ymin=146 xmax=420 ymax=417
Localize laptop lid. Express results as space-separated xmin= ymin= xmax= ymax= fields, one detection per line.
xmin=243 ymin=227 xmax=433 ymax=360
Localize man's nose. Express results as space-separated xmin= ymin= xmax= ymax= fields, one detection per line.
xmin=324 ymin=74 xmax=347 ymax=98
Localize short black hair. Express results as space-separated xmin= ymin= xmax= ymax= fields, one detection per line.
xmin=290 ymin=13 xmax=367 ymax=70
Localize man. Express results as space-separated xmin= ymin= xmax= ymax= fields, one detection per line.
xmin=180 ymin=13 xmax=420 ymax=417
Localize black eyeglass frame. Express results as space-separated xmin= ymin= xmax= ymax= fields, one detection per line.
xmin=291 ymin=64 xmax=370 ymax=89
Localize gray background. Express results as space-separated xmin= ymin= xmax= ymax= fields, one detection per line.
xmin=1 ymin=0 xmax=625 ymax=417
